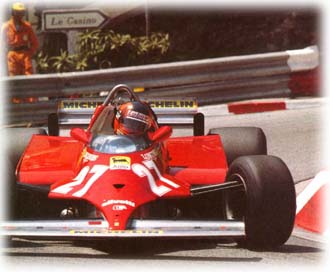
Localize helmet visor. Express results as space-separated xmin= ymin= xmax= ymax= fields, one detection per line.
xmin=121 ymin=116 xmax=149 ymax=134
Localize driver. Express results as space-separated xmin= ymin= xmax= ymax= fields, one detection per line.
xmin=113 ymin=101 xmax=158 ymax=136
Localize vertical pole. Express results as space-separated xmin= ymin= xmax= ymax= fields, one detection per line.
xmin=193 ymin=113 xmax=205 ymax=136
xmin=145 ymin=0 xmax=150 ymax=38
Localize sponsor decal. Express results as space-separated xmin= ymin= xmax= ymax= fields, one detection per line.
xmin=141 ymin=147 xmax=160 ymax=161
xmin=148 ymin=100 xmax=197 ymax=109
xmin=112 ymin=205 xmax=127 ymax=211
xmin=110 ymin=156 xmax=131 ymax=170
xmin=69 ymin=229 xmax=164 ymax=235
xmin=84 ymin=151 xmax=98 ymax=161
xmin=60 ymin=101 xmax=102 ymax=109
xmin=126 ymin=109 xmax=150 ymax=124
xmin=102 ymin=199 xmax=136 ymax=208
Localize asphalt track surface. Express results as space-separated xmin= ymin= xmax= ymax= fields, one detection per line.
xmin=1 ymin=103 xmax=329 ymax=272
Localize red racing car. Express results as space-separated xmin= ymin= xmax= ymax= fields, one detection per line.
xmin=3 ymin=84 xmax=296 ymax=249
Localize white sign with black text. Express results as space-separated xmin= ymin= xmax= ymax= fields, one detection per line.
xmin=43 ymin=9 xmax=108 ymax=30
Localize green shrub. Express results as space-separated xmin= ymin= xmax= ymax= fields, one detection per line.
xmin=36 ymin=30 xmax=170 ymax=73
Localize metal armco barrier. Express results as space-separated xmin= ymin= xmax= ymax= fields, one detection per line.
xmin=2 ymin=46 xmax=319 ymax=126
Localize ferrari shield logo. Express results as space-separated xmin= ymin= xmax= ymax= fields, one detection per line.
xmin=110 ymin=156 xmax=131 ymax=170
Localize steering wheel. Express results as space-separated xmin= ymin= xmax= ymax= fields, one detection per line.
xmin=102 ymin=84 xmax=141 ymax=106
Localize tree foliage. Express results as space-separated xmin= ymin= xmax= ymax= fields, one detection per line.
xmin=144 ymin=9 xmax=318 ymax=62
xmin=36 ymin=30 xmax=169 ymax=73
xmin=35 ymin=9 xmax=318 ymax=74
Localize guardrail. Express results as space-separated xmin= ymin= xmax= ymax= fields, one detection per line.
xmin=2 ymin=46 xmax=320 ymax=126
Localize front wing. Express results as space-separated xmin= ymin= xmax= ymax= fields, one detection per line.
xmin=1 ymin=219 xmax=244 ymax=239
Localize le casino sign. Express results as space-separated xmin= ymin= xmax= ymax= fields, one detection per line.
xmin=43 ymin=10 xmax=108 ymax=30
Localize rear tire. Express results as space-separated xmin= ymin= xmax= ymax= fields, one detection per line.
xmin=4 ymin=128 xmax=47 ymax=219
xmin=224 ymin=155 xmax=296 ymax=249
xmin=209 ymin=127 xmax=267 ymax=165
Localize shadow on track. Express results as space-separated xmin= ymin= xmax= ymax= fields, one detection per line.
xmin=4 ymin=237 xmax=323 ymax=263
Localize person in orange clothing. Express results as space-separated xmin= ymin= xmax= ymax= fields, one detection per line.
xmin=1 ymin=2 xmax=39 ymax=76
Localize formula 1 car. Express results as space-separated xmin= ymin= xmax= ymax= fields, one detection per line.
xmin=2 ymin=84 xmax=296 ymax=249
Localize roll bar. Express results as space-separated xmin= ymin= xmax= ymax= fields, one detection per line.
xmin=102 ymin=84 xmax=141 ymax=106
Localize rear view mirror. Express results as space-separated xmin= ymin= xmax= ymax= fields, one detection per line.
xmin=70 ymin=128 xmax=89 ymax=143
xmin=150 ymin=126 xmax=172 ymax=143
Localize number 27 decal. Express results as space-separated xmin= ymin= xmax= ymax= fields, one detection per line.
xmin=132 ymin=160 xmax=179 ymax=196
xmin=51 ymin=165 xmax=108 ymax=197
xmin=52 ymin=161 xmax=179 ymax=197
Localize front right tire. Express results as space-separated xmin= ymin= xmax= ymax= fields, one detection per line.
xmin=224 ymin=155 xmax=296 ymax=249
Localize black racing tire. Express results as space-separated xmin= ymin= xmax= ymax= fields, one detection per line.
xmin=5 ymin=128 xmax=47 ymax=168
xmin=224 ymin=155 xmax=296 ymax=249
xmin=208 ymin=127 xmax=267 ymax=165
xmin=4 ymin=128 xmax=47 ymax=219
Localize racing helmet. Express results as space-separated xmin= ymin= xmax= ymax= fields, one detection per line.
xmin=113 ymin=101 xmax=154 ymax=135
xmin=12 ymin=2 xmax=26 ymax=17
